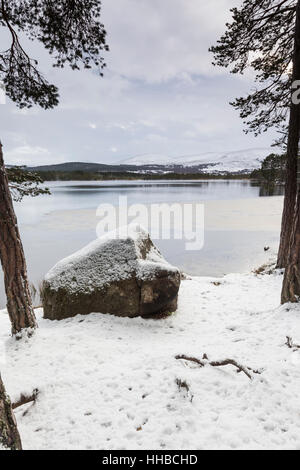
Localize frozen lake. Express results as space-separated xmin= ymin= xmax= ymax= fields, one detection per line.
xmin=0 ymin=180 xmax=284 ymax=308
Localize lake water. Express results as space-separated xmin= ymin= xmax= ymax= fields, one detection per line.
xmin=0 ymin=180 xmax=284 ymax=308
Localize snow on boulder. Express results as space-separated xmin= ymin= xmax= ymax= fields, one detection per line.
xmin=41 ymin=225 xmax=181 ymax=320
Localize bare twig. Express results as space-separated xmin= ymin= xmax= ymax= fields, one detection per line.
xmin=286 ymin=336 xmax=300 ymax=350
xmin=12 ymin=389 xmax=39 ymax=410
xmin=175 ymin=354 xmax=262 ymax=380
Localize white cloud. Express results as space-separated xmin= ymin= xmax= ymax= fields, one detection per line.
xmin=5 ymin=146 xmax=50 ymax=165
xmin=102 ymin=0 xmax=237 ymax=82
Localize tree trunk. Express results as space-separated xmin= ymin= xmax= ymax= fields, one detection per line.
xmin=276 ymin=134 xmax=298 ymax=269
xmin=281 ymin=191 xmax=300 ymax=303
xmin=281 ymin=0 xmax=300 ymax=303
xmin=277 ymin=0 xmax=300 ymax=270
xmin=0 ymin=373 xmax=22 ymax=450
xmin=0 ymin=141 xmax=37 ymax=335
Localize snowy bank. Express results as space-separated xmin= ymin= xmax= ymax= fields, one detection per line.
xmin=1 ymin=270 xmax=300 ymax=450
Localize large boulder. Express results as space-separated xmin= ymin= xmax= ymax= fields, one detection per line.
xmin=42 ymin=225 xmax=181 ymax=320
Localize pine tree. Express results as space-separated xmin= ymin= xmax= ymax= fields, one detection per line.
xmin=210 ymin=0 xmax=299 ymax=269
xmin=281 ymin=1 xmax=300 ymax=303
xmin=0 ymin=1 xmax=108 ymax=448
xmin=0 ymin=0 xmax=108 ymax=335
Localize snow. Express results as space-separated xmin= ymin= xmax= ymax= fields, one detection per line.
xmin=120 ymin=148 xmax=272 ymax=173
xmin=1 ymin=268 xmax=300 ymax=450
xmin=44 ymin=225 xmax=178 ymax=294
xmin=175 ymin=148 xmax=271 ymax=172
xmin=122 ymin=153 xmax=175 ymax=166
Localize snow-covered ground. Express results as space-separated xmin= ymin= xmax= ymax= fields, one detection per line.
xmin=1 ymin=270 xmax=300 ymax=450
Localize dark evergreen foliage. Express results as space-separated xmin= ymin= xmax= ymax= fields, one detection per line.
xmin=0 ymin=0 xmax=108 ymax=109
xmin=251 ymin=153 xmax=287 ymax=183
xmin=7 ymin=166 xmax=50 ymax=201
xmin=210 ymin=0 xmax=297 ymax=143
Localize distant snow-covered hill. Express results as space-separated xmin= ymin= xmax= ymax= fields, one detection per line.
xmin=24 ymin=147 xmax=273 ymax=177
xmin=120 ymin=147 xmax=272 ymax=173
xmin=120 ymin=153 xmax=174 ymax=166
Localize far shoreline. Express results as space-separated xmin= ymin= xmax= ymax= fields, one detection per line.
xmin=35 ymin=170 xmax=274 ymax=183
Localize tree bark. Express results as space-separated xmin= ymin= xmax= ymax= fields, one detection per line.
xmin=281 ymin=0 xmax=300 ymax=303
xmin=276 ymin=134 xmax=298 ymax=269
xmin=0 ymin=373 xmax=22 ymax=450
xmin=0 ymin=141 xmax=37 ymax=334
xmin=281 ymin=190 xmax=300 ymax=302
xmin=277 ymin=0 xmax=300 ymax=270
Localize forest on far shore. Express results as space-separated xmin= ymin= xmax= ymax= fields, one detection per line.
xmin=17 ymin=153 xmax=286 ymax=183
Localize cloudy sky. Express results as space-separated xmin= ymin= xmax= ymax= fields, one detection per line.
xmin=0 ymin=0 xmax=275 ymax=167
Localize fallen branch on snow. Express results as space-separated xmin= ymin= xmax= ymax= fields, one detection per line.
xmin=175 ymin=354 xmax=262 ymax=380
xmin=286 ymin=337 xmax=300 ymax=350
xmin=12 ymin=389 xmax=39 ymax=410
